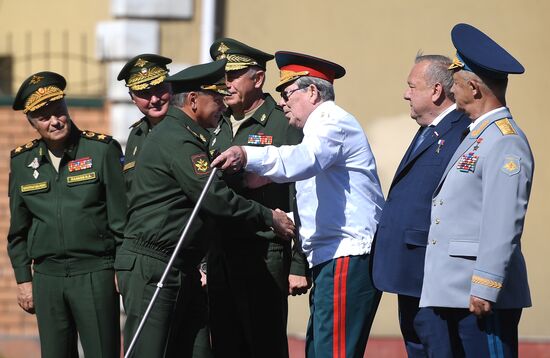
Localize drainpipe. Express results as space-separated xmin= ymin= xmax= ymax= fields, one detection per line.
xmin=200 ymin=0 xmax=216 ymax=63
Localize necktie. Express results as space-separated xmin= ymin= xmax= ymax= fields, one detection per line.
xmin=411 ymin=125 xmax=432 ymax=154
xmin=460 ymin=127 xmax=471 ymax=142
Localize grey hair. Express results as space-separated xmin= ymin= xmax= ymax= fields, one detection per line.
xmin=246 ymin=65 xmax=266 ymax=87
xmin=458 ymin=70 xmax=508 ymax=104
xmin=170 ymin=92 xmax=189 ymax=108
xmin=294 ymin=76 xmax=335 ymax=101
xmin=415 ymin=54 xmax=454 ymax=100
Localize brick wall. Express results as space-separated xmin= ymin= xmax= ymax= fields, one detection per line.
xmin=0 ymin=104 xmax=109 ymax=338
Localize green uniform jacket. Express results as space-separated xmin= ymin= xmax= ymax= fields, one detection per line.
xmin=7 ymin=123 xmax=127 ymax=283
xmin=123 ymin=106 xmax=273 ymax=267
xmin=209 ymin=94 xmax=308 ymax=276
xmin=122 ymin=117 xmax=153 ymax=197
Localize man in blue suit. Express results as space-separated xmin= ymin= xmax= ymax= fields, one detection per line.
xmin=372 ymin=54 xmax=470 ymax=356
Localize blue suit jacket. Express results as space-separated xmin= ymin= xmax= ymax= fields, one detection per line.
xmin=372 ymin=109 xmax=470 ymax=297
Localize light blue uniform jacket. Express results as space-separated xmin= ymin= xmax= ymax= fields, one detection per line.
xmin=420 ymin=107 xmax=533 ymax=309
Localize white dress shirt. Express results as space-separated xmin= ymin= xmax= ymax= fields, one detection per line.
xmin=245 ymin=101 xmax=384 ymax=267
xmin=429 ymin=103 xmax=456 ymax=127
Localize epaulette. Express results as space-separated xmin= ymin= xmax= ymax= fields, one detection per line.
xmin=495 ymin=118 xmax=517 ymax=136
xmin=11 ymin=139 xmax=39 ymax=158
xmin=184 ymin=125 xmax=208 ymax=144
xmin=81 ymin=130 xmax=113 ymax=143
xmin=129 ymin=119 xmax=143 ymax=129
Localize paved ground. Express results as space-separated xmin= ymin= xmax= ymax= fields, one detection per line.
xmin=1 ymin=336 xmax=549 ymax=357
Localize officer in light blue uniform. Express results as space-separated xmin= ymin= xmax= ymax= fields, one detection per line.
xmin=420 ymin=23 xmax=534 ymax=357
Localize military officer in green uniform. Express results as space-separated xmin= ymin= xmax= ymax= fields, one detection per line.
xmin=117 ymin=53 xmax=172 ymax=195
xmin=7 ymin=71 xmax=126 ymax=358
xmin=115 ymin=59 xmax=295 ymax=357
xmin=208 ymin=38 xmax=310 ymax=358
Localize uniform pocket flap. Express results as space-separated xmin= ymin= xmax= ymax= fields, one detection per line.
xmin=114 ymin=255 xmax=136 ymax=271
xmin=403 ymin=229 xmax=428 ymax=247
xmin=448 ymin=240 xmax=479 ymax=257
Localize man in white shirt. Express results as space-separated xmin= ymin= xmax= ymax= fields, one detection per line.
xmin=212 ymin=51 xmax=385 ymax=358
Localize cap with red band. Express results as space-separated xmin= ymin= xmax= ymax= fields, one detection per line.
xmin=274 ymin=51 xmax=346 ymax=91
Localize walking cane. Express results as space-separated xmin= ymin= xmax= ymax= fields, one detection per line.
xmin=124 ymin=166 xmax=218 ymax=358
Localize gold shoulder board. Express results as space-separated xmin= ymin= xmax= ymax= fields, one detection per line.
xmin=81 ymin=131 xmax=112 ymax=143
xmin=495 ymin=118 xmax=517 ymax=135
xmin=11 ymin=139 xmax=39 ymax=157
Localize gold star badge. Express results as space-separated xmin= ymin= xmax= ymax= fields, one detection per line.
xmin=217 ymin=42 xmax=229 ymax=59
xmin=15 ymin=146 xmax=23 ymax=153
xmin=504 ymin=161 xmax=517 ymax=172
xmin=501 ymin=156 xmax=520 ymax=176
xmin=97 ymin=134 xmax=106 ymax=140
xmin=135 ymin=58 xmax=149 ymax=67
xmin=30 ymin=75 xmax=44 ymax=84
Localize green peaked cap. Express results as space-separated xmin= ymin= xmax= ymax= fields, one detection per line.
xmin=117 ymin=54 xmax=172 ymax=90
xmin=165 ymin=59 xmax=228 ymax=95
xmin=209 ymin=37 xmax=274 ymax=71
xmin=13 ymin=71 xmax=66 ymax=113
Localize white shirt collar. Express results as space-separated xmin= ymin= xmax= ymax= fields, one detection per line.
xmin=469 ymin=106 xmax=507 ymax=130
xmin=428 ymin=103 xmax=456 ymax=127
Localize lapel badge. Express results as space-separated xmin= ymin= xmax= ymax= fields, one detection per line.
xmin=28 ymin=157 xmax=40 ymax=170
xmin=436 ymin=139 xmax=445 ymax=154
xmin=133 ymin=146 xmax=138 ymax=156
xmin=260 ymin=114 xmax=267 ymax=123
xmin=213 ymin=125 xmax=221 ymax=135
xmin=28 ymin=157 xmax=40 ymax=179
xmin=473 ymin=137 xmax=483 ymax=151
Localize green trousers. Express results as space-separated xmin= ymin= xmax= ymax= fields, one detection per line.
xmin=116 ymin=248 xmax=212 ymax=358
xmin=33 ymin=269 xmax=120 ymax=358
xmin=207 ymin=245 xmax=291 ymax=358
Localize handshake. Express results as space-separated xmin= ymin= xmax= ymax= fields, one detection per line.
xmin=212 ymin=146 xmax=295 ymax=241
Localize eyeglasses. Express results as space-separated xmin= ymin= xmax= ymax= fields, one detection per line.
xmin=280 ymin=87 xmax=304 ymax=102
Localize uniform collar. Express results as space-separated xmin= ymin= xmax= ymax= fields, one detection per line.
xmin=468 ymin=107 xmax=510 ymax=138
xmin=170 ymin=107 xmax=211 ymax=144
xmin=134 ymin=117 xmax=153 ymax=135
xmin=223 ymin=93 xmax=278 ymax=127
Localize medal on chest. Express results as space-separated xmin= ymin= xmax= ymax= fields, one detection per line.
xmin=247 ymin=132 xmax=273 ymax=145
xmin=456 ymin=138 xmax=483 ymax=173
xmin=68 ymin=157 xmax=93 ymax=172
